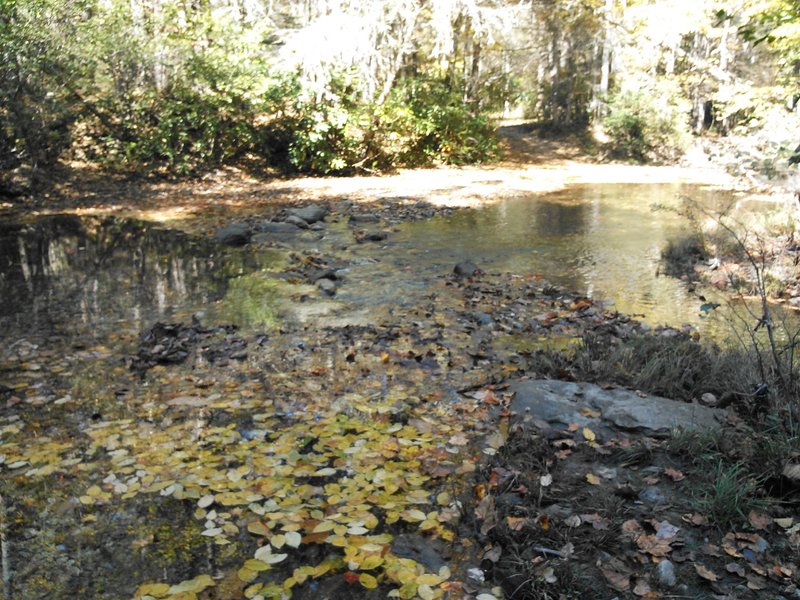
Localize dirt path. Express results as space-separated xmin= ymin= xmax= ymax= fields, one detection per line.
xmin=5 ymin=125 xmax=738 ymax=228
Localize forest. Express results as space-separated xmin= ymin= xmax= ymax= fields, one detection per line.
xmin=1 ymin=0 xmax=800 ymax=180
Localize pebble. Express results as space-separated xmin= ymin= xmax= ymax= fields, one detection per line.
xmin=655 ymin=559 xmax=676 ymax=588
xmin=638 ymin=486 xmax=667 ymax=505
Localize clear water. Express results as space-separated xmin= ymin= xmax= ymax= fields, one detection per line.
xmin=0 ymin=184 xmax=779 ymax=342
xmin=336 ymin=183 xmax=740 ymax=334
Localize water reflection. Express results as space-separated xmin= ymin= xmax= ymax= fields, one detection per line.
xmin=388 ymin=183 xmax=736 ymax=332
xmin=0 ymin=215 xmax=270 ymax=336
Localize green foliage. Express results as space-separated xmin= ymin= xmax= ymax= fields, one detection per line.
xmin=602 ymin=88 xmax=690 ymax=163
xmin=0 ymin=0 xmax=500 ymax=176
xmin=0 ymin=0 xmax=89 ymax=169
xmin=401 ymin=78 xmax=499 ymax=166
xmin=691 ymin=461 xmax=766 ymax=530
xmin=272 ymin=77 xmax=498 ymax=175
xmin=99 ymin=86 xmax=264 ymax=174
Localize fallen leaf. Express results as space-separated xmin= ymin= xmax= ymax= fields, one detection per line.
xmin=564 ymin=514 xmax=581 ymax=527
xmin=746 ymin=573 xmax=767 ymax=590
xmin=748 ymin=511 xmax=773 ymax=531
xmin=664 ymin=467 xmax=684 ymax=481
xmin=633 ymin=579 xmax=652 ymax=596
xmin=284 ymin=531 xmax=302 ymax=548
xmin=726 ymin=562 xmax=746 ymax=577
xmin=600 ymin=558 xmax=631 ymax=592
xmin=586 ymin=473 xmax=601 ymax=485
xmin=694 ymin=563 xmax=718 ymax=581
xmin=359 ymin=573 xmax=378 ymax=589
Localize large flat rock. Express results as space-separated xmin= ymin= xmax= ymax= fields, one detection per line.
xmin=509 ymin=379 xmax=725 ymax=437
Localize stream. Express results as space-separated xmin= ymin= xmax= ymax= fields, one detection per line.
xmin=0 ymin=181 xmax=782 ymax=599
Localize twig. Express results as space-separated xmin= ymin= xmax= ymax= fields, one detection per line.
xmin=0 ymin=492 xmax=11 ymax=600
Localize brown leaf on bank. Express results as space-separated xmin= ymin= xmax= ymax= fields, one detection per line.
xmin=581 ymin=513 xmax=610 ymax=530
xmin=694 ymin=563 xmax=719 ymax=582
xmin=599 ymin=558 xmax=631 ymax=592
xmin=664 ymin=467 xmax=685 ymax=481
xmin=700 ymin=543 xmax=721 ymax=557
xmin=476 ymin=495 xmax=496 ymax=536
xmin=483 ymin=545 xmax=502 ymax=563
xmin=725 ymin=562 xmax=746 ymax=577
xmin=682 ymin=513 xmax=708 ymax=526
xmin=746 ymin=573 xmax=768 ymax=590
xmin=636 ymin=534 xmax=672 ymax=557
xmin=632 ymin=579 xmax=654 ymax=596
xmin=585 ymin=473 xmax=601 ymax=485
xmin=747 ymin=510 xmax=773 ymax=531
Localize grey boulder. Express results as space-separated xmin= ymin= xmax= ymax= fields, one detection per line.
xmin=509 ymin=379 xmax=725 ymax=437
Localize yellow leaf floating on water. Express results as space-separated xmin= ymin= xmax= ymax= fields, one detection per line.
xmin=359 ymin=573 xmax=378 ymax=589
xmin=166 ymin=574 xmax=215 ymax=595
xmin=403 ymin=509 xmax=427 ymax=522
xmin=244 ymin=559 xmax=270 ymax=572
xmin=312 ymin=520 xmax=336 ymax=533
xmin=582 ymin=427 xmax=596 ymax=442
xmin=284 ymin=531 xmax=302 ymax=548
xmin=398 ymin=581 xmax=418 ymax=599
xmin=418 ymin=584 xmax=435 ymax=600
xmin=360 ymin=555 xmax=384 ymax=570
xmin=254 ymin=545 xmax=288 ymax=564
xmin=135 ymin=582 xmax=170 ymax=598
xmin=238 ymin=566 xmax=258 ymax=583
xmin=247 ymin=521 xmax=270 ymax=536
xmin=416 ymin=573 xmax=443 ymax=586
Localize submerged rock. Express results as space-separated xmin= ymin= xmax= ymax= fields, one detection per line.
xmin=509 ymin=379 xmax=725 ymax=436
xmin=349 ymin=213 xmax=380 ymax=224
xmin=129 ymin=320 xmax=238 ymax=374
xmin=214 ymin=224 xmax=250 ymax=246
xmin=290 ymin=204 xmax=328 ymax=224
xmin=390 ymin=534 xmax=446 ymax=571
xmin=258 ymin=222 xmax=301 ymax=233
xmin=285 ymin=215 xmax=310 ymax=229
xmin=317 ymin=278 xmax=337 ymax=296
xmin=357 ymin=231 xmax=388 ymax=243
xmin=454 ymin=260 xmax=480 ymax=278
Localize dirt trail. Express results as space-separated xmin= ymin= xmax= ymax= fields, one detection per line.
xmin=6 ymin=124 xmax=737 ymax=228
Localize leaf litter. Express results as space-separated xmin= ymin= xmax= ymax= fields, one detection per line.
xmin=2 ymin=212 xmax=800 ymax=599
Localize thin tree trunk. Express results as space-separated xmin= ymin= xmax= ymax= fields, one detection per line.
xmin=599 ymin=0 xmax=613 ymax=99
xmin=1 ymin=493 xmax=11 ymax=600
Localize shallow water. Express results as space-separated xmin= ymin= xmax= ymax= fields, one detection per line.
xmin=0 ymin=184 xmax=767 ymax=340
xmin=0 ymin=215 xmax=283 ymax=339
xmin=335 ymin=183 xmax=744 ymax=335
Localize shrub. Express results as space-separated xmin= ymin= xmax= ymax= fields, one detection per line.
xmin=271 ymin=77 xmax=499 ymax=175
xmin=102 ymin=87 xmax=263 ymax=174
xmin=603 ymin=88 xmax=690 ymax=162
